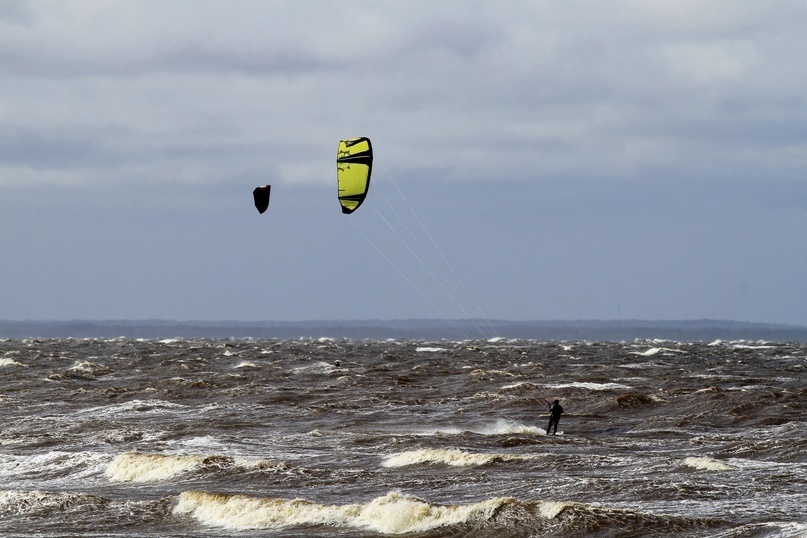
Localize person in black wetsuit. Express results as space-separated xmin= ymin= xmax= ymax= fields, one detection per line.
xmin=546 ymin=400 xmax=563 ymax=435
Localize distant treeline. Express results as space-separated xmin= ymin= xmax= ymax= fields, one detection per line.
xmin=1 ymin=319 xmax=807 ymax=342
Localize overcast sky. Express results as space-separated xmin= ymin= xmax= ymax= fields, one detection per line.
xmin=2 ymin=0 xmax=806 ymax=326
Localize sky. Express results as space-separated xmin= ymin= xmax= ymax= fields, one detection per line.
xmin=1 ymin=0 xmax=806 ymax=326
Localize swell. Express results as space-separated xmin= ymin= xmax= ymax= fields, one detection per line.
xmin=173 ymin=490 xmax=728 ymax=536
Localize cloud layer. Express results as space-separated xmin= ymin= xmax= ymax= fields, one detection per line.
xmin=1 ymin=1 xmax=806 ymax=324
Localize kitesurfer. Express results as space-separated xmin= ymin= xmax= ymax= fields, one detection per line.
xmin=546 ymin=400 xmax=563 ymax=435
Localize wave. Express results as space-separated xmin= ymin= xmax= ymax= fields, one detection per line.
xmin=77 ymin=399 xmax=191 ymax=420
xmin=106 ymin=453 xmax=204 ymax=483
xmin=0 ymin=450 xmax=110 ymax=482
xmin=0 ymin=488 xmax=175 ymax=535
xmin=174 ymin=490 xmax=514 ymax=533
xmin=382 ymin=448 xmax=533 ymax=468
xmin=683 ymin=457 xmax=739 ymax=472
xmin=292 ymin=361 xmax=339 ymax=374
xmin=545 ymin=382 xmax=631 ymax=391
xmin=173 ymin=490 xmax=724 ymax=535
xmin=471 ymin=368 xmax=517 ymax=378
xmin=614 ymin=392 xmax=665 ymax=408
xmin=105 ymin=452 xmax=283 ymax=483
xmin=631 ymin=346 xmax=687 ymax=356
xmin=0 ymin=489 xmax=110 ymax=517
xmin=416 ymin=419 xmax=543 ymax=437
xmin=69 ymin=360 xmax=113 ymax=376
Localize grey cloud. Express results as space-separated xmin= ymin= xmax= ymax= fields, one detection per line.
xmin=0 ymin=0 xmax=33 ymax=25
xmin=1 ymin=1 xmax=807 ymax=324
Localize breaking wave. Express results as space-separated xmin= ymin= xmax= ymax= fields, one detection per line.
xmin=175 ymin=490 xmax=517 ymax=533
xmin=382 ymin=448 xmax=531 ymax=468
xmin=683 ymin=457 xmax=739 ymax=472
xmin=173 ymin=490 xmax=723 ymax=535
xmin=105 ymin=452 xmax=282 ymax=483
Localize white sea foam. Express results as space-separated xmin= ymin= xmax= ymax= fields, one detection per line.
xmin=545 ymin=382 xmax=631 ymax=391
xmin=732 ymin=343 xmax=776 ymax=349
xmin=0 ymin=358 xmax=24 ymax=367
xmin=106 ymin=453 xmax=204 ymax=482
xmin=173 ymin=435 xmax=230 ymax=452
xmin=637 ymin=347 xmax=662 ymax=356
xmin=480 ymin=419 xmax=543 ymax=435
xmin=416 ymin=347 xmax=445 ymax=353
xmin=683 ymin=457 xmax=738 ymax=472
xmin=69 ymin=360 xmax=113 ymax=375
xmin=501 ymin=381 xmax=533 ymax=390
xmin=0 ymin=451 xmax=110 ymax=481
xmin=416 ymin=419 xmax=542 ymax=437
xmin=632 ymin=347 xmax=685 ymax=356
xmin=471 ymin=368 xmax=515 ymax=378
xmin=382 ymin=448 xmax=530 ymax=468
xmin=78 ymin=399 xmax=191 ymax=419
xmin=174 ymin=490 xmax=512 ymax=534
xmin=105 ymin=452 xmax=280 ymax=483
xmin=538 ymin=501 xmax=568 ymax=519
xmin=70 ymin=360 xmax=95 ymax=372
xmin=292 ymin=361 xmax=337 ymax=374
xmin=0 ymin=490 xmax=110 ymax=515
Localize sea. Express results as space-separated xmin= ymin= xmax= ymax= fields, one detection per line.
xmin=0 ymin=336 xmax=805 ymax=537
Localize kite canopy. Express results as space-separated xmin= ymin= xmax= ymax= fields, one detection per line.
xmin=253 ymin=185 xmax=271 ymax=214
xmin=336 ymin=137 xmax=373 ymax=214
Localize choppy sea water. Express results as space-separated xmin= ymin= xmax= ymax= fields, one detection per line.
xmin=0 ymin=337 xmax=805 ymax=537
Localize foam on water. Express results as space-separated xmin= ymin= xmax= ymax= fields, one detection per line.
xmin=1 ymin=451 xmax=111 ymax=482
xmin=500 ymin=381 xmax=537 ymax=390
xmin=415 ymin=419 xmax=542 ymax=437
xmin=78 ymin=399 xmax=191 ymax=419
xmin=174 ymin=490 xmax=513 ymax=534
xmin=292 ymin=361 xmax=337 ymax=374
xmin=105 ymin=452 xmax=283 ymax=483
xmin=0 ymin=489 xmax=110 ymax=516
xmin=545 ymin=382 xmax=631 ymax=390
xmin=683 ymin=457 xmax=739 ymax=472
xmin=636 ymin=348 xmax=662 ymax=356
xmin=382 ymin=448 xmax=530 ymax=468
xmin=106 ymin=453 xmax=204 ymax=483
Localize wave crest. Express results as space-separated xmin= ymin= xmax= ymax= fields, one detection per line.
xmin=105 ymin=452 xmax=283 ymax=483
xmin=174 ymin=490 xmax=514 ymax=534
xmin=683 ymin=457 xmax=738 ymax=471
xmin=382 ymin=448 xmax=529 ymax=468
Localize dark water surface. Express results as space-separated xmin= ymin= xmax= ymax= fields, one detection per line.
xmin=1 ymin=338 xmax=805 ymax=537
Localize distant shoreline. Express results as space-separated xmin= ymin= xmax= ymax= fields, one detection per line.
xmin=2 ymin=319 xmax=806 ymax=342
